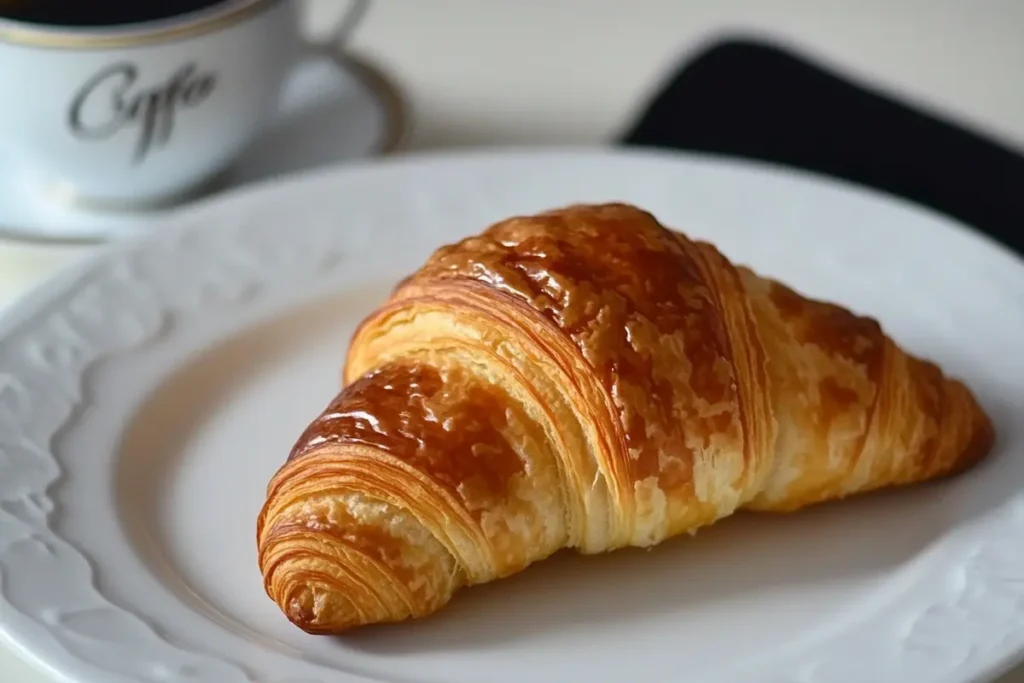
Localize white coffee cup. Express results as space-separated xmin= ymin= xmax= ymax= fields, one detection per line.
xmin=0 ymin=0 xmax=369 ymax=209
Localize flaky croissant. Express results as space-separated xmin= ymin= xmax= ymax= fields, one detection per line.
xmin=256 ymin=203 xmax=994 ymax=634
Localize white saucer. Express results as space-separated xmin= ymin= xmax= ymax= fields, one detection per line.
xmin=0 ymin=50 xmax=407 ymax=246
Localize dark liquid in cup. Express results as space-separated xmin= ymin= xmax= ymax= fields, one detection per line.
xmin=0 ymin=0 xmax=232 ymax=27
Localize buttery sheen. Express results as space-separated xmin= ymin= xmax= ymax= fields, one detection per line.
xmin=257 ymin=203 xmax=995 ymax=634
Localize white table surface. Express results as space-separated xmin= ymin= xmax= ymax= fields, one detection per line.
xmin=2 ymin=1 xmax=1023 ymax=681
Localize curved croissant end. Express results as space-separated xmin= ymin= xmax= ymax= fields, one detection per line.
xmin=256 ymin=203 xmax=995 ymax=634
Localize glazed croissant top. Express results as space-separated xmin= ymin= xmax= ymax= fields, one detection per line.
xmin=257 ymin=203 xmax=994 ymax=633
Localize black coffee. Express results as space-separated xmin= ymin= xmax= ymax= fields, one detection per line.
xmin=0 ymin=0 xmax=231 ymax=27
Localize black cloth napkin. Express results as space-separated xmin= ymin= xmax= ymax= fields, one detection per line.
xmin=620 ymin=37 xmax=1024 ymax=258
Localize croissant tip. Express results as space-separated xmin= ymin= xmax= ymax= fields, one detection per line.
xmin=285 ymin=596 xmax=313 ymax=625
xmin=283 ymin=591 xmax=343 ymax=635
xmin=285 ymin=612 xmax=358 ymax=637
xmin=964 ymin=404 xmax=997 ymax=471
xmin=275 ymin=582 xmax=368 ymax=636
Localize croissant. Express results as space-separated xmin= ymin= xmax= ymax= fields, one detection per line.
xmin=256 ymin=202 xmax=994 ymax=634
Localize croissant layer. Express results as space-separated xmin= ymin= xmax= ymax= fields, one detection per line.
xmin=257 ymin=203 xmax=994 ymax=633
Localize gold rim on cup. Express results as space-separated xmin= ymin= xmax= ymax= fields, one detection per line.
xmin=0 ymin=0 xmax=279 ymax=50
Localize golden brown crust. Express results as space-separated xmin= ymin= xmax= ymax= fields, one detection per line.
xmin=256 ymin=203 xmax=995 ymax=634
xmin=739 ymin=271 xmax=995 ymax=510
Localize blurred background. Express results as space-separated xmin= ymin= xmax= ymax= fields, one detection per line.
xmin=323 ymin=0 xmax=1024 ymax=150
xmin=3 ymin=0 xmax=1024 ymax=309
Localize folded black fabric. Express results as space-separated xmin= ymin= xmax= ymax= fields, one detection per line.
xmin=620 ymin=37 xmax=1024 ymax=257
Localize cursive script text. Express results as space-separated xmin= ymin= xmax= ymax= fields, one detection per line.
xmin=68 ymin=62 xmax=218 ymax=164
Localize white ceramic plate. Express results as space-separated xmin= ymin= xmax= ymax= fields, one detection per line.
xmin=1 ymin=148 xmax=1022 ymax=683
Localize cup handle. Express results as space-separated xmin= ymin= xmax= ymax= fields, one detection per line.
xmin=312 ymin=0 xmax=371 ymax=49
xmin=296 ymin=0 xmax=407 ymax=154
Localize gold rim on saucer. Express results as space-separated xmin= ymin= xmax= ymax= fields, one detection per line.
xmin=0 ymin=49 xmax=410 ymax=247
xmin=0 ymin=0 xmax=277 ymax=50
xmin=339 ymin=51 xmax=409 ymax=156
